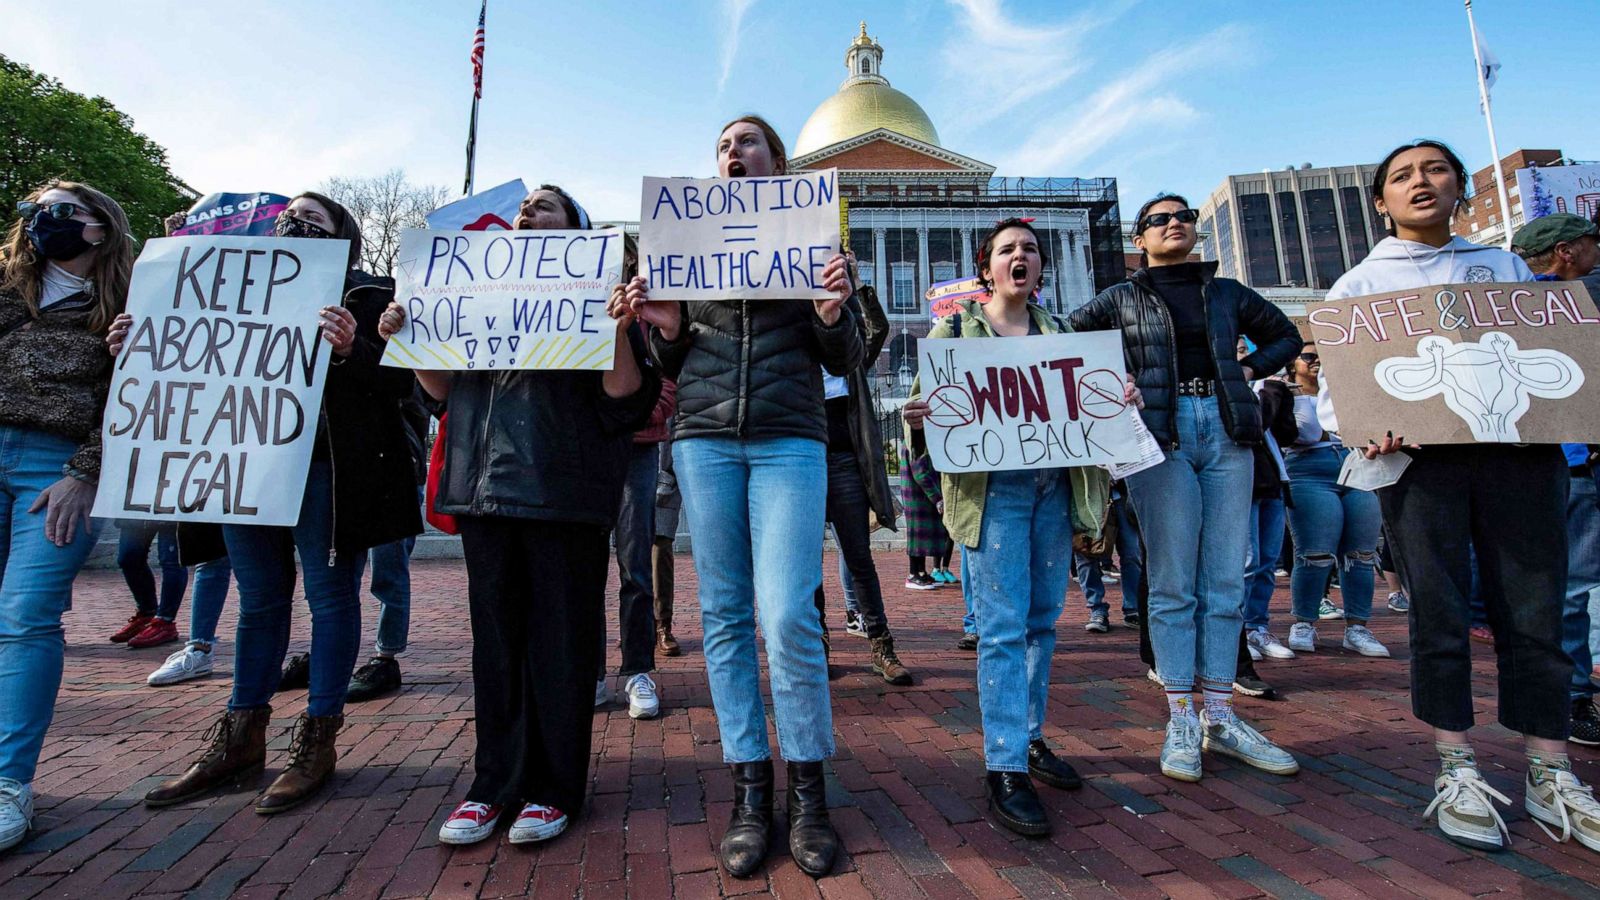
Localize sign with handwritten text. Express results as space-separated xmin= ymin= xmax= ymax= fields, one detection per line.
xmin=380 ymin=228 xmax=623 ymax=371
xmin=919 ymin=331 xmax=1142 ymax=473
xmin=638 ymin=170 xmax=840 ymax=300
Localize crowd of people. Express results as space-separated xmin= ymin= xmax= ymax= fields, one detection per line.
xmin=0 ymin=124 xmax=1597 ymax=877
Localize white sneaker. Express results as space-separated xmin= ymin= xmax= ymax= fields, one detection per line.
xmin=1287 ymin=622 xmax=1317 ymax=653
xmin=1200 ymin=711 xmax=1300 ymax=775
xmin=1425 ymin=766 xmax=1510 ymax=851
xmin=0 ymin=778 xmax=33 ymax=852
xmin=1146 ymin=668 xmax=1163 ymax=687
xmin=508 ymin=803 xmax=568 ymax=843
xmin=1342 ymin=624 xmax=1391 ymax=658
xmin=1246 ymin=629 xmax=1296 ymax=660
xmin=624 ymin=672 xmax=659 ymax=720
xmin=438 ymin=800 xmax=502 ymax=845
xmin=1526 ymin=769 xmax=1600 ymax=852
xmin=147 ymin=643 xmax=214 ymax=686
xmin=1160 ymin=715 xmax=1203 ymax=782
xmin=594 ymin=678 xmax=609 ymax=708
xmin=1247 ymin=643 xmax=1262 ymax=662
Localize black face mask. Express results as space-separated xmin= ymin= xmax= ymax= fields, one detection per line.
xmin=274 ymin=212 xmax=333 ymax=239
xmin=26 ymin=214 xmax=97 ymax=261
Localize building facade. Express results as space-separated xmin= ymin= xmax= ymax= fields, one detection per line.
xmin=1198 ymin=164 xmax=1385 ymax=290
xmin=1460 ymin=148 xmax=1564 ymax=247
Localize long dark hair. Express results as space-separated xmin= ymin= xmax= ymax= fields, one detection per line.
xmin=975 ymin=217 xmax=1042 ymax=294
xmin=1370 ymin=140 xmax=1471 ymax=235
xmin=0 ymin=180 xmax=132 ymax=333
xmin=1131 ymin=193 xmax=1191 ymax=268
xmin=291 ymin=191 xmax=363 ymax=269
xmin=534 ymin=184 xmax=585 ymax=229
xmin=716 ymin=115 xmax=788 ymax=175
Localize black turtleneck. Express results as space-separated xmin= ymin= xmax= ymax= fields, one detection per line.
xmin=1147 ymin=262 xmax=1213 ymax=382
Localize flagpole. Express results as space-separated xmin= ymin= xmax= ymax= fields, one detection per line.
xmin=464 ymin=95 xmax=479 ymax=197
xmin=1466 ymin=0 xmax=1513 ymax=250
xmin=464 ymin=0 xmax=486 ymax=197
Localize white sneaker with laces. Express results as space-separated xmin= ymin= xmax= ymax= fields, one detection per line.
xmin=1425 ymin=766 xmax=1511 ymax=851
xmin=147 ymin=643 xmax=214 ymax=686
xmin=1287 ymin=622 xmax=1317 ymax=653
xmin=1247 ymin=629 xmax=1296 ymax=660
xmin=0 ymin=778 xmax=33 ymax=852
xmin=594 ymin=678 xmax=609 ymax=708
xmin=625 ymin=672 xmax=660 ymax=719
xmin=1200 ymin=711 xmax=1300 ymax=775
xmin=1160 ymin=715 xmax=1203 ymax=782
xmin=1526 ymin=769 xmax=1600 ymax=853
xmin=1342 ymin=624 xmax=1391 ymax=658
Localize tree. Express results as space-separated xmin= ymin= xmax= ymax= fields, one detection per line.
xmin=0 ymin=54 xmax=188 ymax=241
xmin=320 ymin=170 xmax=452 ymax=276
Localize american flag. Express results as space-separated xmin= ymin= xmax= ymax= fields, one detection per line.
xmin=471 ymin=0 xmax=486 ymax=99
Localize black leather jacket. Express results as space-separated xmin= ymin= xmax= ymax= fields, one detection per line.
xmin=649 ymin=296 xmax=864 ymax=444
xmin=1069 ymin=262 xmax=1301 ymax=449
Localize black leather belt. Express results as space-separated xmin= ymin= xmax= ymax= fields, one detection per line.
xmin=1176 ymin=378 xmax=1216 ymax=397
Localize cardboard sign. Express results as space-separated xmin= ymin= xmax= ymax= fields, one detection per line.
xmin=919 ymin=331 xmax=1142 ymax=473
xmin=926 ymin=277 xmax=986 ymax=320
xmin=1515 ymin=164 xmax=1600 ymax=222
xmin=638 ymin=170 xmax=840 ymax=300
xmin=425 ymin=179 xmax=527 ymax=231
xmin=93 ymin=236 xmax=349 ymax=524
xmin=170 ymin=192 xmax=290 ymax=237
xmin=380 ymin=227 xmax=623 ymax=371
xmin=1309 ymin=282 xmax=1600 ymax=444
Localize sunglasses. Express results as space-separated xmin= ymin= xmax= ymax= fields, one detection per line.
xmin=17 ymin=201 xmax=97 ymax=223
xmin=1299 ymin=353 xmax=1320 ymax=363
xmin=1139 ymin=209 xmax=1199 ymax=231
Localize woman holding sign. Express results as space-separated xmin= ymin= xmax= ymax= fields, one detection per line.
xmin=0 ymin=180 xmax=130 ymax=852
xmin=902 ymin=218 xmax=1129 ymax=837
xmin=1331 ymin=140 xmax=1598 ymax=854
xmin=1069 ymin=193 xmax=1301 ymax=785
xmin=620 ymin=115 xmax=862 ymax=879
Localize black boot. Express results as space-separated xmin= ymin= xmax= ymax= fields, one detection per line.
xmin=986 ymin=770 xmax=1050 ymax=837
xmin=786 ymin=761 xmax=839 ymax=877
xmin=1027 ymin=740 xmax=1082 ymax=790
xmin=720 ymin=761 xmax=773 ymax=878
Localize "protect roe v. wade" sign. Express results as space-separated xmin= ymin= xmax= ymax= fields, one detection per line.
xmin=918 ymin=331 xmax=1143 ymax=473
xmin=93 ymin=235 xmax=349 ymax=524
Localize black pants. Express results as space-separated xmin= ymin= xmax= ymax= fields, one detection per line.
xmin=813 ymin=450 xmax=891 ymax=639
xmin=1378 ymin=444 xmax=1571 ymax=739
xmin=607 ymin=442 xmax=659 ymax=676
xmin=460 ymin=516 xmax=608 ymax=814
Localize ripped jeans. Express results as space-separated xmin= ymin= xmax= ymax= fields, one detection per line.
xmin=1285 ymin=446 xmax=1381 ymax=623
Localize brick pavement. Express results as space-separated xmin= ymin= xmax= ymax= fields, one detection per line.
xmin=4 ymin=553 xmax=1600 ymax=898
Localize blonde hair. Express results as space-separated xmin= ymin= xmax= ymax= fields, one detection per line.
xmin=0 ymin=180 xmax=132 ymax=333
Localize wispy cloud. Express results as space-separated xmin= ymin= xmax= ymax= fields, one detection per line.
xmin=716 ymin=0 xmax=756 ymax=95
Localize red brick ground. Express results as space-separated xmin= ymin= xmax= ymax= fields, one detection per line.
xmin=5 ymin=553 xmax=1600 ymax=898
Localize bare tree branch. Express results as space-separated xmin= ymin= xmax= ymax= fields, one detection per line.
xmin=320 ymin=169 xmax=451 ymax=276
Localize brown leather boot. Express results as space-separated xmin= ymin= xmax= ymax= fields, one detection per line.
xmin=871 ymin=635 xmax=914 ymax=686
xmin=255 ymin=713 xmax=342 ymax=814
xmin=657 ymin=626 xmax=681 ymax=657
xmin=144 ymin=706 xmax=270 ymax=807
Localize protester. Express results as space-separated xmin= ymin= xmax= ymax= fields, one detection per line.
xmin=1511 ymin=212 xmax=1600 ymax=747
xmin=1070 ymin=193 xmax=1301 ymax=784
xmin=1378 ymin=530 xmax=1409 ymax=612
xmin=110 ymin=522 xmax=186 ymax=647
xmin=1079 ymin=486 xmax=1142 ymax=633
xmin=0 ymin=181 xmax=129 ymax=852
xmin=144 ymin=556 xmax=234 ymax=686
xmin=904 ymin=217 xmax=1132 ymax=836
xmin=900 ymin=443 xmax=948 ymax=593
xmin=1334 ymin=140 xmax=1598 ymax=853
xmin=653 ymin=399 xmax=684 ymax=656
xmin=134 ymin=192 xmax=422 ymax=815
xmin=621 ymin=115 xmax=862 ymax=878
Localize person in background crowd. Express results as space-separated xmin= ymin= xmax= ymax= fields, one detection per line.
xmin=110 ymin=522 xmax=185 ymax=648
xmin=904 ymin=218 xmax=1130 ymax=836
xmin=1512 ymin=213 xmax=1600 ymax=747
xmin=1079 ymin=486 xmax=1142 ymax=633
xmin=1241 ymin=339 xmax=1297 ymax=663
xmin=1335 ymin=140 xmax=1597 ymax=853
xmin=1378 ymin=529 xmax=1409 ymax=613
xmin=0 ymin=181 xmax=129 ymax=852
xmin=135 ymin=192 xmax=422 ymax=816
xmin=623 ymin=116 xmax=862 ymax=879
xmin=1070 ymin=193 xmax=1302 ymax=784
xmin=384 ymin=184 xmax=660 ymax=846
xmin=900 ymin=442 xmax=948 ymax=594
xmin=653 ymin=392 xmax=684 ymax=657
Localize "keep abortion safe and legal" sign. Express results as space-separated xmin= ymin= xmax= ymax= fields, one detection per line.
xmin=379 ymin=228 xmax=624 ymax=371
xmin=638 ymin=170 xmax=841 ymax=301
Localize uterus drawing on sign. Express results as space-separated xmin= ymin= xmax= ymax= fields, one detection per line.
xmin=1374 ymin=332 xmax=1583 ymax=442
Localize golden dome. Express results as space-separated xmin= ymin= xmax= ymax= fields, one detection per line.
xmin=792 ymin=24 xmax=941 ymax=157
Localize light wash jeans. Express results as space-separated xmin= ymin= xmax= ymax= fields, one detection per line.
xmin=1126 ymin=397 xmax=1252 ymax=692
xmin=961 ymin=546 xmax=976 ymax=635
xmin=1285 ymin=446 xmax=1381 ymax=623
xmin=965 ymin=468 xmax=1075 ymax=771
xmin=1566 ymin=474 xmax=1600 ymax=700
xmin=0 ymin=427 xmax=102 ymax=783
xmin=1245 ymin=497 xmax=1286 ymax=631
xmin=675 ymin=436 xmax=833 ymax=763
xmin=358 ymin=484 xmax=424 ymax=656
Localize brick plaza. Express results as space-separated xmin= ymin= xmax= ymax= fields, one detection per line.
xmin=3 ymin=553 xmax=1598 ymax=899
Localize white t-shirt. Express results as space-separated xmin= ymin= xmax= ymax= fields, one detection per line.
xmin=39 ymin=263 xmax=89 ymax=308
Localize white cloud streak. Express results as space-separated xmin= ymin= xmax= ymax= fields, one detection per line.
xmin=717 ymin=0 xmax=756 ymax=95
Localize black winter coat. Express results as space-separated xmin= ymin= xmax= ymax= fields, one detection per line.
xmin=1068 ymin=262 xmax=1301 ymax=449
xmin=843 ymin=286 xmax=895 ymax=531
xmin=649 ymin=297 xmax=864 ymax=444
xmin=1251 ymin=379 xmax=1295 ymax=501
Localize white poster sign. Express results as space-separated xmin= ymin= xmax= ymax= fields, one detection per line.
xmin=93 ymin=236 xmax=348 ymax=524
xmin=425 ymin=179 xmax=528 ymax=231
xmin=918 ymin=331 xmax=1143 ymax=473
xmin=638 ymin=170 xmax=840 ymax=300
xmin=1515 ymin=164 xmax=1600 ymax=222
xmin=380 ymin=227 xmax=623 ymax=371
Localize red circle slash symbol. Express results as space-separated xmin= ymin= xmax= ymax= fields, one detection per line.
xmin=926 ymin=385 xmax=977 ymax=428
xmin=1077 ymin=369 xmax=1128 ymax=420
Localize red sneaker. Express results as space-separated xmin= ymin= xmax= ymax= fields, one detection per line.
xmin=508 ymin=803 xmax=567 ymax=844
xmin=128 ymin=619 xmax=179 ymax=649
xmin=1469 ymin=626 xmax=1494 ymax=645
xmin=438 ymin=800 xmax=502 ymax=845
xmin=110 ymin=615 xmax=154 ymax=643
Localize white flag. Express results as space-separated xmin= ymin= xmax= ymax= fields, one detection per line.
xmin=1475 ymin=27 xmax=1500 ymax=113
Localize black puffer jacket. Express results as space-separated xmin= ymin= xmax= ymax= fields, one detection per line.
xmin=650 ymin=297 xmax=863 ymax=443
xmin=1068 ymin=262 xmax=1300 ymax=449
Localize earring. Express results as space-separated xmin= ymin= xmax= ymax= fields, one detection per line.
xmin=1381 ymin=212 xmax=1392 ymax=230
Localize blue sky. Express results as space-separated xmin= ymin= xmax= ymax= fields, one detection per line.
xmin=7 ymin=0 xmax=1598 ymax=220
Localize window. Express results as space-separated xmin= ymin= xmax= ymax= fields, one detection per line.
xmin=1339 ymin=186 xmax=1371 ymax=263
xmin=890 ymin=262 xmax=917 ymax=313
xmin=1239 ymin=193 xmax=1280 ymax=287
xmin=860 ymin=58 xmax=871 ymax=74
xmin=1213 ymin=200 xmax=1236 ymax=278
xmin=1302 ymin=188 xmax=1344 ymax=289
xmin=1276 ymin=191 xmax=1307 ymax=286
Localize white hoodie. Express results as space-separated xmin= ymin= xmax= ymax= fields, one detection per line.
xmin=1315 ymin=236 xmax=1533 ymax=433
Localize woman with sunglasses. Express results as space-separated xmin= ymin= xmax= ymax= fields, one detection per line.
xmin=131 ymin=192 xmax=422 ymax=816
xmin=622 ymin=115 xmax=862 ymax=879
xmin=0 ymin=182 xmax=131 ymax=851
xmin=1069 ymin=193 xmax=1301 ymax=784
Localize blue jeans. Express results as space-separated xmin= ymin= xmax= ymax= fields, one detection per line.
xmin=223 ymin=462 xmax=362 ymax=718
xmin=960 ymin=546 xmax=975 ymax=634
xmin=1245 ymin=497 xmax=1286 ymax=631
xmin=675 ymin=436 xmax=833 ymax=763
xmin=1126 ymin=397 xmax=1252 ymax=691
xmin=832 ymin=525 xmax=859 ymax=614
xmin=187 ymin=556 xmax=232 ymax=646
xmin=1078 ymin=496 xmax=1142 ymax=617
xmin=1285 ymin=446 xmax=1381 ymax=623
xmin=357 ymin=485 xmax=423 ymax=656
xmin=0 ymin=427 xmax=102 ymax=783
xmin=966 ymin=469 xmax=1075 ymax=770
xmin=607 ymin=444 xmax=658 ymax=675
xmin=1566 ymin=474 xmax=1600 ymax=701
xmin=117 ymin=520 xmax=186 ymax=620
